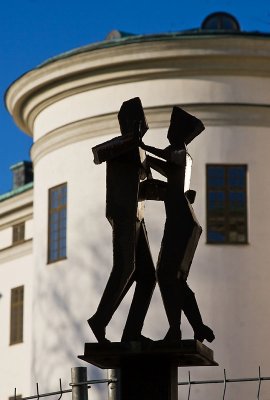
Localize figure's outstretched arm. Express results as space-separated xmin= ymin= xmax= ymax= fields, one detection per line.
xmin=140 ymin=142 xmax=171 ymax=161
xmin=146 ymin=155 xmax=167 ymax=178
xmin=92 ymin=135 xmax=137 ymax=164
xmin=141 ymin=141 xmax=186 ymax=166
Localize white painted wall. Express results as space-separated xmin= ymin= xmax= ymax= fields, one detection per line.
xmin=0 ymin=219 xmax=33 ymax=250
xmin=25 ymin=219 xmax=33 ymax=240
xmin=33 ymin=76 xmax=270 ymax=140
xmin=0 ymin=252 xmax=33 ymax=399
xmin=0 ymin=227 xmax=12 ymax=250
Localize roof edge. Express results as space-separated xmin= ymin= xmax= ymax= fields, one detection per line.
xmin=0 ymin=182 xmax=34 ymax=203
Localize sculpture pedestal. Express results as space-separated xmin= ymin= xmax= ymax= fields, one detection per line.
xmin=79 ymin=340 xmax=217 ymax=400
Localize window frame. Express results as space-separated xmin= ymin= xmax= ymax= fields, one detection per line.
xmin=10 ymin=285 xmax=24 ymax=345
xmin=47 ymin=183 xmax=68 ymax=264
xmin=206 ymin=164 xmax=248 ymax=245
xmin=12 ymin=222 xmax=25 ymax=245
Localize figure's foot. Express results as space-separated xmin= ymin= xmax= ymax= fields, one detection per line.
xmin=121 ymin=334 xmax=153 ymax=344
xmin=194 ymin=324 xmax=215 ymax=343
xmin=87 ymin=316 xmax=110 ymax=344
xmin=163 ymin=327 xmax=182 ymax=343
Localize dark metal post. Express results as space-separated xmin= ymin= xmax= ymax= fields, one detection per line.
xmin=71 ymin=367 xmax=88 ymax=400
xmin=107 ymin=369 xmax=121 ymax=400
xmin=119 ymin=358 xmax=178 ymax=400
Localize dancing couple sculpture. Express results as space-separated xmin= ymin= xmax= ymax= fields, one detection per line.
xmin=88 ymin=97 xmax=214 ymax=345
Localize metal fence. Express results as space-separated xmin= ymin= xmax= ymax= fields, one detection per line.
xmin=12 ymin=366 xmax=270 ymax=400
xmin=179 ymin=367 xmax=269 ymax=400
xmin=12 ymin=368 xmax=118 ymax=400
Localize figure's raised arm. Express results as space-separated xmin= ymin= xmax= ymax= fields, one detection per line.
xmin=141 ymin=141 xmax=187 ymax=166
xmin=92 ymin=135 xmax=138 ymax=164
xmin=140 ymin=142 xmax=171 ymax=161
xmin=146 ymin=155 xmax=168 ymax=178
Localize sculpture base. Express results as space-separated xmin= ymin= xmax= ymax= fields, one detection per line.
xmin=79 ymin=340 xmax=217 ymax=400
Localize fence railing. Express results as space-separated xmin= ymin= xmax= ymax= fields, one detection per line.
xmin=178 ymin=367 xmax=268 ymax=400
xmin=12 ymin=366 xmax=270 ymax=400
xmin=13 ymin=368 xmax=118 ymax=400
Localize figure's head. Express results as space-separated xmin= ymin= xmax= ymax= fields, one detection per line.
xmin=167 ymin=107 xmax=205 ymax=147
xmin=118 ymin=97 xmax=148 ymax=138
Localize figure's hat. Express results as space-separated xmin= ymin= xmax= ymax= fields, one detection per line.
xmin=167 ymin=107 xmax=205 ymax=145
xmin=118 ymin=97 xmax=148 ymax=137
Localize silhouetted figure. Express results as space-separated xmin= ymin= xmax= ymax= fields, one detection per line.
xmin=88 ymin=98 xmax=156 ymax=343
xmin=141 ymin=107 xmax=214 ymax=343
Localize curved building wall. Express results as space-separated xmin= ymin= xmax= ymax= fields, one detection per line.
xmin=6 ymin=34 xmax=270 ymax=399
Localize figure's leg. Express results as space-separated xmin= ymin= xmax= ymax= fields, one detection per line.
xmin=88 ymin=220 xmax=136 ymax=342
xmin=159 ymin=277 xmax=184 ymax=342
xmin=182 ymin=285 xmax=215 ymax=343
xmin=156 ymin=215 xmax=188 ymax=342
xmin=157 ymin=248 xmax=183 ymax=342
xmin=121 ymin=221 xmax=156 ymax=342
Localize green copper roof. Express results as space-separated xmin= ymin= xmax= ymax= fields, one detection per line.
xmin=39 ymin=28 xmax=270 ymax=68
xmin=10 ymin=160 xmax=32 ymax=171
xmin=0 ymin=182 xmax=33 ymax=203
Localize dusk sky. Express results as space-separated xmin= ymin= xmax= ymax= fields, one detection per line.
xmin=1 ymin=0 xmax=270 ymax=194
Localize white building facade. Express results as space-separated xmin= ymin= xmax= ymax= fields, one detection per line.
xmin=2 ymin=13 xmax=270 ymax=399
xmin=0 ymin=178 xmax=34 ymax=399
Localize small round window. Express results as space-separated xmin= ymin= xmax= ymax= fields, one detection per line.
xmin=202 ymin=12 xmax=240 ymax=31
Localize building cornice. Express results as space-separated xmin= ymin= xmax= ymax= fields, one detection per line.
xmin=0 ymin=213 xmax=33 ymax=231
xmin=0 ymin=188 xmax=33 ymax=227
xmin=0 ymin=239 xmax=33 ymax=263
xmin=0 ymin=182 xmax=33 ymax=203
xmin=31 ymin=103 xmax=270 ymax=165
xmin=6 ymin=36 xmax=270 ymax=136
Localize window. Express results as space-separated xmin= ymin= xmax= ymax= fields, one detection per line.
xmin=202 ymin=12 xmax=240 ymax=32
xmin=12 ymin=222 xmax=25 ymax=245
xmin=48 ymin=183 xmax=67 ymax=263
xmin=10 ymin=286 xmax=24 ymax=345
xmin=206 ymin=164 xmax=248 ymax=244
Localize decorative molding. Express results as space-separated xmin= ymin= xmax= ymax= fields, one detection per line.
xmin=0 ymin=189 xmax=33 ymax=227
xmin=31 ymin=103 xmax=270 ymax=165
xmin=0 ymin=213 xmax=33 ymax=231
xmin=6 ymin=36 xmax=270 ymax=136
xmin=0 ymin=239 xmax=33 ymax=263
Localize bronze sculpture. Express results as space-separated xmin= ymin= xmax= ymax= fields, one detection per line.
xmin=88 ymin=98 xmax=214 ymax=344
xmin=141 ymin=107 xmax=214 ymax=343
xmin=88 ymin=98 xmax=156 ymax=343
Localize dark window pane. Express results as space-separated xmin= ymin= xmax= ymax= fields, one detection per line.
xmin=12 ymin=222 xmax=25 ymax=245
xmin=10 ymin=286 xmax=24 ymax=345
xmin=60 ymin=186 xmax=67 ymax=205
xmin=59 ymin=247 xmax=66 ymax=258
xmin=52 ymin=213 xmax=59 ymax=223
xmin=209 ymin=191 xmax=225 ymax=210
xmin=208 ymin=230 xmax=226 ymax=243
xmin=51 ymin=190 xmax=59 ymax=208
xmin=208 ymin=166 xmax=225 ymax=187
xmin=207 ymin=164 xmax=248 ymax=244
xmin=48 ymin=183 xmax=67 ymax=263
xmin=228 ymin=166 xmax=246 ymax=188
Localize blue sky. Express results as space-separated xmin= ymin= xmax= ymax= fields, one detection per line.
xmin=1 ymin=0 xmax=270 ymax=194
